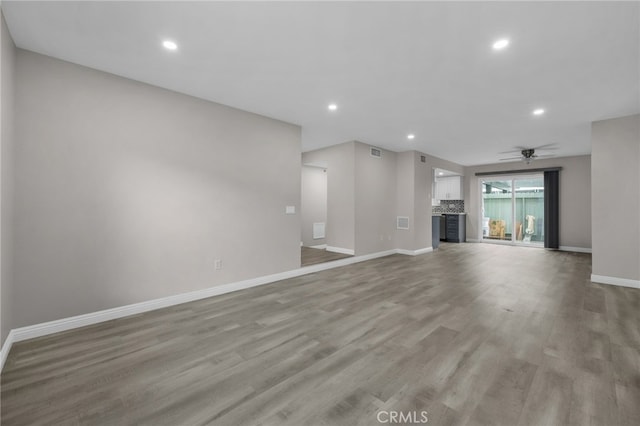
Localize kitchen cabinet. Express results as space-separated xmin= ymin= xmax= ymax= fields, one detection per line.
xmin=443 ymin=213 xmax=466 ymax=243
xmin=435 ymin=176 xmax=462 ymax=200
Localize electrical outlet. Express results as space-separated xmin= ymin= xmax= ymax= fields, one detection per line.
xmin=214 ymin=259 xmax=222 ymax=270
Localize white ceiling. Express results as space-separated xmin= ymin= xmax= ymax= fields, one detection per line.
xmin=3 ymin=1 xmax=639 ymax=166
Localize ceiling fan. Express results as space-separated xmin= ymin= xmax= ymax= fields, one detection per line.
xmin=499 ymin=144 xmax=556 ymax=164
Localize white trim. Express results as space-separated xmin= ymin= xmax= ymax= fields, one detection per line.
xmin=466 ymin=238 xmax=482 ymax=243
xmin=302 ymin=162 xmax=328 ymax=169
xmin=396 ymin=249 xmax=413 ymax=256
xmin=591 ymin=274 xmax=640 ymax=289
xmin=414 ymin=247 xmax=433 ymax=255
xmin=396 ymin=247 xmax=433 ymax=256
xmin=309 ymin=244 xmax=327 ymax=249
xmin=0 ymin=248 xmax=405 ymax=371
xmin=326 ymin=246 xmax=355 ymax=255
xmin=0 ymin=330 xmax=16 ymax=372
xmin=559 ymin=246 xmax=592 ymax=254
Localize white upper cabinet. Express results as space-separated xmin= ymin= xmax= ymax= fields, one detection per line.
xmin=435 ymin=176 xmax=462 ymax=200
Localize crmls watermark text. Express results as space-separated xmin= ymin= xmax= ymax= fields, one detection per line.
xmin=376 ymin=410 xmax=428 ymax=424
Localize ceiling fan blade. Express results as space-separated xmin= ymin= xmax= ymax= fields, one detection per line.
xmin=500 ymin=145 xmax=557 ymax=155
xmin=532 ymin=143 xmax=558 ymax=150
xmin=534 ymin=154 xmax=554 ymax=158
xmin=499 ymin=156 xmax=522 ymax=161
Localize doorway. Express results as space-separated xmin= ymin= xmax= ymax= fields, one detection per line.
xmin=300 ymin=164 xmax=353 ymax=266
xmin=481 ymin=175 xmax=544 ymax=246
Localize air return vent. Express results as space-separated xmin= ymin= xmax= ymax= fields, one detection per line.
xmin=370 ymin=147 xmax=382 ymax=158
xmin=313 ymin=222 xmax=325 ymax=239
xmin=397 ymin=216 xmax=410 ymax=230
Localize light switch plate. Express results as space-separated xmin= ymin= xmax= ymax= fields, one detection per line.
xmin=285 ymin=206 xmax=296 ymax=214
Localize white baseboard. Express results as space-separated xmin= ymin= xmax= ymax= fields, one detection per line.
xmin=309 ymin=244 xmax=327 ymax=249
xmin=326 ymin=246 xmax=355 ymax=255
xmin=0 ymin=330 xmax=16 ymax=372
xmin=5 ymin=241 xmax=603 ymax=372
xmin=396 ymin=247 xmax=433 ymax=256
xmin=466 ymin=238 xmax=482 ymax=243
xmin=0 ymin=247 xmax=403 ymax=372
xmin=414 ymin=247 xmax=433 ymax=255
xmin=591 ymin=274 xmax=640 ymax=289
xmin=559 ymin=246 xmax=592 ymax=254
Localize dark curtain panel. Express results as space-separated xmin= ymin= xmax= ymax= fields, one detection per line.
xmin=544 ymin=170 xmax=560 ymax=248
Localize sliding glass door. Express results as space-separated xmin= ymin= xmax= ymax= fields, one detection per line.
xmin=482 ymin=180 xmax=512 ymax=241
xmin=514 ymin=177 xmax=544 ymax=244
xmin=482 ymin=175 xmax=544 ymax=246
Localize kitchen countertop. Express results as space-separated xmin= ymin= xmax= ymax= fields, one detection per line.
xmin=432 ymin=212 xmax=467 ymax=216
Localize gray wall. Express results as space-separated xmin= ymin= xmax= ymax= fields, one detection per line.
xmin=13 ymin=50 xmax=301 ymax=328
xmin=303 ymin=142 xmax=400 ymax=256
xmin=395 ymin=151 xmax=415 ymax=250
xmin=303 ymin=145 xmax=447 ymax=255
xmin=465 ymin=155 xmax=592 ymax=249
xmin=394 ymin=151 xmax=434 ymax=252
xmin=301 ymin=165 xmax=327 ymax=247
xmin=343 ymin=148 xmax=465 ymax=254
xmin=1 ymin=13 xmax=16 ymax=346
xmin=592 ymin=114 xmax=639 ymax=281
xmin=354 ymin=142 xmax=396 ymax=255
xmin=414 ymin=153 xmax=431 ymax=251
xmin=302 ymin=142 xmax=355 ymax=252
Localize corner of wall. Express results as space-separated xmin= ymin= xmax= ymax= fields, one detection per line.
xmin=1 ymin=9 xmax=17 ymax=348
xmin=591 ymin=114 xmax=640 ymax=282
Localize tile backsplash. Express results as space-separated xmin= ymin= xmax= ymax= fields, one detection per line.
xmin=433 ymin=200 xmax=465 ymax=214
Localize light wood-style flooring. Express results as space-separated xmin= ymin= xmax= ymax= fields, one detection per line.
xmin=301 ymin=246 xmax=353 ymax=267
xmin=2 ymin=243 xmax=639 ymax=425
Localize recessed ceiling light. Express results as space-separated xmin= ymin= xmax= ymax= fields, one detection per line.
xmin=533 ymin=108 xmax=545 ymax=116
xmin=407 ymin=134 xmax=415 ymax=140
xmin=162 ymin=40 xmax=178 ymax=51
xmin=328 ymin=104 xmax=338 ymax=111
xmin=492 ymin=39 xmax=509 ymax=50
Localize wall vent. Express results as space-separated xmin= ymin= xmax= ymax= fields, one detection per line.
xmin=397 ymin=216 xmax=410 ymax=230
xmin=370 ymin=147 xmax=382 ymax=158
xmin=313 ymin=222 xmax=326 ymax=239
xmin=420 ymin=155 xmax=426 ymax=163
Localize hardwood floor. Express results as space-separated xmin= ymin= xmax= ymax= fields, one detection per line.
xmin=301 ymin=246 xmax=352 ymax=267
xmin=2 ymin=244 xmax=639 ymax=425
